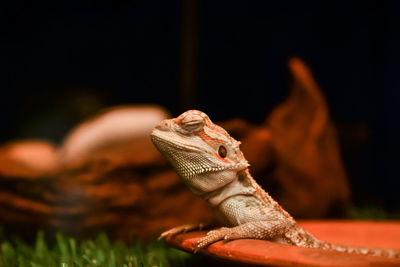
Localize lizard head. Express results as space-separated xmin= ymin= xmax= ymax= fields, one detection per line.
xmin=151 ymin=110 xmax=249 ymax=195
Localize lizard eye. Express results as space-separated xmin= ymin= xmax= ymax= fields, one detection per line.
xmin=183 ymin=122 xmax=203 ymax=132
xmin=218 ymin=145 xmax=227 ymax=158
xmin=181 ymin=114 xmax=204 ymax=132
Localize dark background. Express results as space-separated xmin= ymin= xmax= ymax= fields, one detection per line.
xmin=0 ymin=1 xmax=399 ymax=210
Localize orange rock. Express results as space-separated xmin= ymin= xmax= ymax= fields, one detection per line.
xmin=166 ymin=221 xmax=400 ymax=266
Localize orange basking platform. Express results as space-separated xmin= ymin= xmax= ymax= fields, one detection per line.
xmin=165 ymin=221 xmax=400 ymax=266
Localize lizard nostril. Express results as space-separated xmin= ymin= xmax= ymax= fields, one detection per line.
xmin=155 ymin=120 xmax=170 ymax=131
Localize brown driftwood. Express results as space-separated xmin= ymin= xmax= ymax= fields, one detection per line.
xmin=222 ymin=58 xmax=349 ymax=218
xmin=0 ymin=59 xmax=349 ymax=240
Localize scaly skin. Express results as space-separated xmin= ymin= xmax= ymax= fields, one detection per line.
xmin=151 ymin=110 xmax=400 ymax=258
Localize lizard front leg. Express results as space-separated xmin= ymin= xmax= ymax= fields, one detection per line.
xmin=194 ymin=220 xmax=292 ymax=252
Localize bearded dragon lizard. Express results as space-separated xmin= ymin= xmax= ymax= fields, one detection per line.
xmin=151 ymin=110 xmax=400 ymax=258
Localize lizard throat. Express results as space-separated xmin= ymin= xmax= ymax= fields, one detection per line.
xmin=202 ymin=170 xmax=256 ymax=207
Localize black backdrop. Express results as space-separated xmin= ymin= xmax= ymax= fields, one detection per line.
xmin=1 ymin=1 xmax=399 ymax=210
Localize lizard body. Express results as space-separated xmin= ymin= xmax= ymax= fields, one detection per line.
xmin=151 ymin=110 xmax=399 ymax=258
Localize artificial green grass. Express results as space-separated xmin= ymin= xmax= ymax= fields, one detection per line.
xmin=0 ymin=231 xmax=192 ymax=267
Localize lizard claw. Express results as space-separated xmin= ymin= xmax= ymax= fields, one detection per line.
xmin=223 ymin=231 xmax=241 ymax=242
xmin=158 ymin=229 xmax=175 ymax=240
xmin=193 ymin=227 xmax=231 ymax=253
xmin=198 ymin=222 xmax=204 ymax=231
xmin=158 ymin=223 xmax=205 ymax=241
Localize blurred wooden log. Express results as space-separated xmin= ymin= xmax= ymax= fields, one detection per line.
xmin=0 ymin=59 xmax=350 ymax=241
xmin=60 ymin=105 xmax=170 ymax=167
xmin=0 ymin=140 xmax=58 ymax=178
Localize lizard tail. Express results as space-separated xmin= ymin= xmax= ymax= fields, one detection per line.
xmin=287 ymin=227 xmax=400 ymax=258
xmin=326 ymin=243 xmax=400 ymax=258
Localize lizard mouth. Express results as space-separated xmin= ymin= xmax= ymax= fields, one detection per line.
xmin=151 ymin=129 xmax=250 ymax=176
xmin=150 ymin=130 xmax=204 ymax=153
